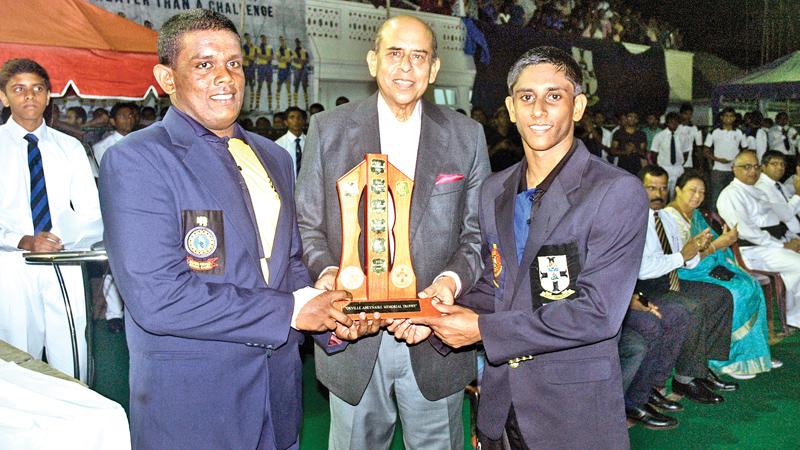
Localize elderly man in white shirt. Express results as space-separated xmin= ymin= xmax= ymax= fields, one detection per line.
xmin=718 ymin=150 xmax=800 ymax=328
xmin=0 ymin=59 xmax=101 ymax=381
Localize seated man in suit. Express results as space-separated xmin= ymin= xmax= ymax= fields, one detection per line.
xmin=638 ymin=165 xmax=735 ymax=404
xmin=718 ymin=150 xmax=800 ymax=328
xmin=100 ymin=10 xmax=364 ymax=449
xmin=415 ymin=46 xmax=649 ymax=449
xmin=621 ymin=292 xmax=691 ymax=430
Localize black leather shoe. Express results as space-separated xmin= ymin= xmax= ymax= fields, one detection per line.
xmin=626 ymin=404 xmax=678 ymax=430
xmin=672 ymin=379 xmax=724 ymax=404
xmin=701 ymin=370 xmax=738 ymax=392
xmin=649 ymin=389 xmax=684 ymax=412
xmin=107 ymin=318 xmax=125 ymax=334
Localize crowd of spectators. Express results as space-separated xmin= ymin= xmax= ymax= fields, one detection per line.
xmin=355 ymin=0 xmax=682 ymax=49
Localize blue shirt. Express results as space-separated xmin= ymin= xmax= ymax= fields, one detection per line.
xmin=514 ymin=188 xmax=537 ymax=263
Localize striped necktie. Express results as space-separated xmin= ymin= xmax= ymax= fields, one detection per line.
xmin=775 ymin=181 xmax=800 ymax=223
xmin=295 ymin=137 xmax=302 ymax=175
xmin=25 ymin=133 xmax=52 ymax=234
xmin=654 ymin=211 xmax=680 ymax=291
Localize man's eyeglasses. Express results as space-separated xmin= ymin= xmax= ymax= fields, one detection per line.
xmin=734 ymin=164 xmax=760 ymax=172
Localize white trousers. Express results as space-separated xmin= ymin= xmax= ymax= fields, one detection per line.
xmin=741 ymin=245 xmax=800 ymax=328
xmin=102 ymin=274 xmax=123 ymax=320
xmin=662 ymin=164 xmax=684 ymax=199
xmin=0 ymin=252 xmax=87 ymax=381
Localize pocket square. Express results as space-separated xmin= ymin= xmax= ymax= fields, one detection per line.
xmin=435 ymin=173 xmax=464 ymax=185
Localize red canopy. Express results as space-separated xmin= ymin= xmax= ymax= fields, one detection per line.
xmin=0 ymin=0 xmax=162 ymax=99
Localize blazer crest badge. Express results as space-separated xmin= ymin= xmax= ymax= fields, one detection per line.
xmin=537 ymin=255 xmax=575 ymax=301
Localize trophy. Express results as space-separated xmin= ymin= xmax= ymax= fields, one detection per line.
xmin=335 ymin=154 xmax=438 ymax=318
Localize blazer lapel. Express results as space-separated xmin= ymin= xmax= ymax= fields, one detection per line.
xmin=410 ymin=100 xmax=449 ymax=241
xmin=510 ymin=146 xmax=590 ymax=300
xmin=495 ymin=164 xmax=523 ymax=299
xmin=181 ymin=138 xmax=262 ymax=267
xmin=346 ymin=93 xmax=381 ymax=168
xmin=241 ymin=132 xmax=290 ymax=286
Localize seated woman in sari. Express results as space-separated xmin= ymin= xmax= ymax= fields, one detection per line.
xmin=663 ymin=169 xmax=774 ymax=380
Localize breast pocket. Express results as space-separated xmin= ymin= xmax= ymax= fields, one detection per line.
xmin=430 ymin=178 xmax=465 ymax=196
xmin=182 ymin=210 xmax=225 ymax=275
xmin=530 ymin=241 xmax=581 ymax=309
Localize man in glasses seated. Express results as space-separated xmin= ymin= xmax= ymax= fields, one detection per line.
xmin=717 ymin=149 xmax=800 ymax=329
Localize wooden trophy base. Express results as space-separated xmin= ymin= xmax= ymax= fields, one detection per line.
xmin=333 ymin=296 xmax=442 ymax=319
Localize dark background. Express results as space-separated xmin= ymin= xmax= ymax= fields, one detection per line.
xmin=628 ymin=0 xmax=799 ymax=69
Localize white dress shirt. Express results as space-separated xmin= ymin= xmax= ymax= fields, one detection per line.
xmin=748 ymin=128 xmax=769 ymax=161
xmin=755 ymin=172 xmax=800 ymax=233
xmin=785 ymin=174 xmax=797 ymax=197
xmin=378 ymin=93 xmax=461 ymax=294
xmin=676 ymin=124 xmax=702 ymax=168
xmin=319 ymin=94 xmax=462 ymax=294
xmin=651 ymin=127 xmax=686 ymax=167
xmin=704 ymin=128 xmax=747 ymax=171
xmin=717 ymin=178 xmax=790 ymax=248
xmin=638 ymin=208 xmax=699 ymax=280
xmin=91 ymin=131 xmax=126 ymax=176
xmin=768 ymin=125 xmax=798 ymax=155
xmin=0 ymin=117 xmax=101 ymax=252
xmin=275 ymin=130 xmax=305 ymax=177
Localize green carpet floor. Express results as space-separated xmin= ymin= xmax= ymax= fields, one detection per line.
xmin=91 ymin=321 xmax=799 ymax=449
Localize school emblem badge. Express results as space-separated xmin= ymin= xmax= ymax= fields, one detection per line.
xmin=538 ymin=255 xmax=575 ymax=301
xmin=185 ymin=215 xmax=219 ymax=271
xmin=491 ymin=243 xmax=502 ymax=288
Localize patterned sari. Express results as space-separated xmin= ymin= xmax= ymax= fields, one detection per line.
xmin=663 ymin=207 xmax=771 ymax=375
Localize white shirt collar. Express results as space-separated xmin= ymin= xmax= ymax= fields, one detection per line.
xmin=377 ymin=92 xmax=422 ymax=125
xmin=5 ymin=116 xmax=48 ymax=142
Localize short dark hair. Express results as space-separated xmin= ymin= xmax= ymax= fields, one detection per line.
xmin=638 ymin=164 xmax=669 ymax=182
xmin=665 ymin=112 xmax=680 ymax=123
xmin=335 ymin=96 xmax=350 ymax=105
xmin=720 ymin=107 xmax=736 ymax=115
xmin=675 ymin=169 xmax=704 ymax=190
xmin=110 ymin=102 xmax=138 ymax=119
xmin=67 ymin=106 xmax=87 ymax=123
xmin=506 ymin=46 xmax=583 ymax=96
xmin=158 ymin=9 xmax=239 ymax=67
xmin=273 ymin=112 xmax=286 ymax=122
xmin=761 ymin=149 xmax=786 ymax=166
xmin=679 ymin=102 xmax=693 ymax=113
xmin=776 ymin=111 xmax=789 ymax=121
xmin=0 ymin=58 xmax=51 ymax=92
xmin=284 ymin=106 xmax=307 ymax=120
xmin=308 ymin=103 xmax=324 ymax=114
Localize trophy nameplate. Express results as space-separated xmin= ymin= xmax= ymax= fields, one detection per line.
xmin=335 ymin=154 xmax=439 ymax=318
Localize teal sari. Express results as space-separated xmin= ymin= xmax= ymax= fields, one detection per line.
xmin=670 ymin=208 xmax=772 ymax=375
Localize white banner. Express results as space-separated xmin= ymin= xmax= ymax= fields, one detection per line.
xmin=90 ymin=1 xmax=312 ymax=112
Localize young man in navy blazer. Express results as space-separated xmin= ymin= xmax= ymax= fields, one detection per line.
xmin=416 ymin=46 xmax=649 ymax=449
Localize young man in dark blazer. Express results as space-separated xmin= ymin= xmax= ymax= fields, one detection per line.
xmin=416 ymin=46 xmax=649 ymax=449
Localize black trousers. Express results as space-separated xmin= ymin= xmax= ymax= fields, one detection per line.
xmin=648 ymin=280 xmax=733 ymax=379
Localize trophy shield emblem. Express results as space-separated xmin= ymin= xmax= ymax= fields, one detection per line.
xmin=334 ymin=154 xmax=439 ymax=318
